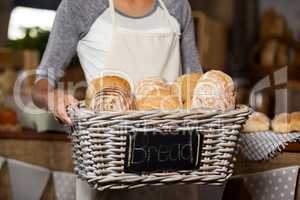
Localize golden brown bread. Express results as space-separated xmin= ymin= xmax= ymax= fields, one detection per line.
xmin=88 ymin=87 xmax=136 ymax=111
xmin=261 ymin=40 xmax=278 ymax=66
xmin=191 ymin=70 xmax=236 ymax=111
xmin=86 ymin=76 xmax=131 ymax=99
xmin=137 ymin=95 xmax=181 ymax=111
xmin=85 ymin=76 xmax=135 ymax=111
xmin=135 ymin=77 xmax=167 ymax=96
xmin=272 ymin=113 xmax=292 ymax=133
xmin=260 ymin=9 xmax=275 ymax=39
xmin=290 ymin=112 xmax=300 ymax=132
xmin=135 ymin=77 xmax=181 ymax=111
xmin=171 ymin=72 xmax=203 ymax=110
xmin=276 ymin=44 xmax=288 ymax=66
xmin=260 ymin=9 xmax=287 ymax=39
xmin=242 ymin=112 xmax=270 ymax=133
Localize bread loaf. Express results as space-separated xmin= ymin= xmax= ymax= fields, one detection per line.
xmin=272 ymin=113 xmax=292 ymax=133
xmin=192 ymin=70 xmax=236 ymax=111
xmin=85 ymin=76 xmax=135 ymax=111
xmin=261 ymin=40 xmax=278 ymax=66
xmin=135 ymin=77 xmax=181 ymax=111
xmin=171 ymin=73 xmax=203 ymax=110
xmin=276 ymin=44 xmax=288 ymax=66
xmin=242 ymin=112 xmax=270 ymax=133
xmin=290 ymin=112 xmax=300 ymax=132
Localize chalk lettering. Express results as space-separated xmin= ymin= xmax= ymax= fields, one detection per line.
xmin=125 ymin=131 xmax=202 ymax=173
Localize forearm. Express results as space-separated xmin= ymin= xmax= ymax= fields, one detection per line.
xmin=32 ymin=79 xmax=55 ymax=110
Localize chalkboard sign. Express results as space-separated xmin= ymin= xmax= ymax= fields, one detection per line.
xmin=125 ymin=130 xmax=203 ymax=173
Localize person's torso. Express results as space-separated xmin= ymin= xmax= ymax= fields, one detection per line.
xmin=77 ymin=0 xmax=181 ymax=85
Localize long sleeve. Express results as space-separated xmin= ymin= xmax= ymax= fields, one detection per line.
xmin=177 ymin=0 xmax=203 ymax=74
xmin=36 ymin=0 xmax=83 ymax=86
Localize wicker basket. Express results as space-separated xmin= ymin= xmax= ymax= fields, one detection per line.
xmin=67 ymin=104 xmax=251 ymax=191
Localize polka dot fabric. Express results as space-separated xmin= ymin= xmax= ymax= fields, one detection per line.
xmin=53 ymin=172 xmax=76 ymax=200
xmin=242 ymin=166 xmax=299 ymax=200
xmin=0 ymin=156 xmax=5 ymax=171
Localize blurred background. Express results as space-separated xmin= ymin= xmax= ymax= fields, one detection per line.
xmin=0 ymin=0 xmax=300 ymax=199
xmin=1 ymin=0 xmax=300 ymax=121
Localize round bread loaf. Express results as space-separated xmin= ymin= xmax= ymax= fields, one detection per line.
xmin=272 ymin=113 xmax=292 ymax=133
xmin=242 ymin=112 xmax=270 ymax=133
xmin=88 ymin=87 xmax=136 ymax=111
xmin=137 ymin=95 xmax=180 ymax=111
xmin=135 ymin=77 xmax=180 ymax=111
xmin=192 ymin=70 xmax=236 ymax=111
xmin=85 ymin=76 xmax=135 ymax=111
xmin=86 ymin=76 xmax=131 ymax=99
xmin=171 ymin=72 xmax=203 ymax=110
xmin=135 ymin=77 xmax=168 ymax=97
xmin=290 ymin=112 xmax=300 ymax=132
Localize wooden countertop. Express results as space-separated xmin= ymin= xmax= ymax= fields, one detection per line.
xmin=0 ymin=129 xmax=69 ymax=141
xmin=1 ymin=130 xmax=300 ymax=152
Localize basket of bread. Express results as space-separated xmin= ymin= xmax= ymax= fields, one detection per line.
xmin=67 ymin=70 xmax=252 ymax=191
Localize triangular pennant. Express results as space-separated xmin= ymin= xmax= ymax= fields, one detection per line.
xmin=53 ymin=172 xmax=76 ymax=200
xmin=7 ymin=159 xmax=51 ymax=200
xmin=0 ymin=156 xmax=5 ymax=171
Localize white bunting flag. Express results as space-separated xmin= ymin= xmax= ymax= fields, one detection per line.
xmin=0 ymin=156 xmax=5 ymax=171
xmin=7 ymin=159 xmax=51 ymax=200
xmin=53 ymin=172 xmax=76 ymax=200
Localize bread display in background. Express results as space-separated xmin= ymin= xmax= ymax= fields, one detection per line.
xmin=242 ymin=112 xmax=270 ymax=133
xmin=0 ymin=107 xmax=21 ymax=132
xmin=260 ymin=9 xmax=287 ymax=39
xmin=192 ymin=70 xmax=236 ymax=112
xmin=276 ymin=44 xmax=289 ymax=66
xmin=261 ymin=40 xmax=278 ymax=66
xmin=0 ymin=69 xmax=18 ymax=97
xmin=272 ymin=113 xmax=292 ymax=133
xmin=171 ymin=72 xmax=203 ymax=110
xmin=290 ymin=112 xmax=300 ymax=132
xmin=85 ymin=76 xmax=135 ymax=111
xmin=135 ymin=77 xmax=181 ymax=111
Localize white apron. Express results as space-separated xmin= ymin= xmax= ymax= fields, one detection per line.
xmin=98 ymin=0 xmax=182 ymax=86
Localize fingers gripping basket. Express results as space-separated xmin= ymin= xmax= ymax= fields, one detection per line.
xmin=67 ymin=104 xmax=251 ymax=191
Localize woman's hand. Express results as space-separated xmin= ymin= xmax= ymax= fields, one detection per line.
xmin=32 ymin=79 xmax=79 ymax=125
xmin=48 ymin=89 xmax=79 ymax=124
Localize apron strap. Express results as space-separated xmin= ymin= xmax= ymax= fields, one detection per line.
xmin=109 ymin=0 xmax=117 ymax=31
xmin=157 ymin=0 xmax=180 ymax=34
xmin=108 ymin=0 xmax=179 ymax=34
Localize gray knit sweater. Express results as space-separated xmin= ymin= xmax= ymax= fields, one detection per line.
xmin=36 ymin=0 xmax=202 ymax=85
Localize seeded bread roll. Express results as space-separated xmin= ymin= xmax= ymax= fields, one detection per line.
xmin=272 ymin=113 xmax=292 ymax=133
xmin=135 ymin=77 xmax=181 ymax=111
xmin=171 ymin=73 xmax=203 ymax=110
xmin=85 ymin=76 xmax=135 ymax=111
xmin=290 ymin=112 xmax=300 ymax=132
xmin=242 ymin=112 xmax=270 ymax=133
xmin=192 ymin=70 xmax=236 ymax=111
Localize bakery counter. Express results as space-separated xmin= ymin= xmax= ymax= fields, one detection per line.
xmin=1 ymin=130 xmax=300 ymax=199
xmin=235 ymin=152 xmax=300 ymax=199
xmin=0 ymin=130 xmax=73 ymax=200
xmin=1 ymin=129 xmax=300 ymax=150
xmin=0 ymin=129 xmax=69 ymax=141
